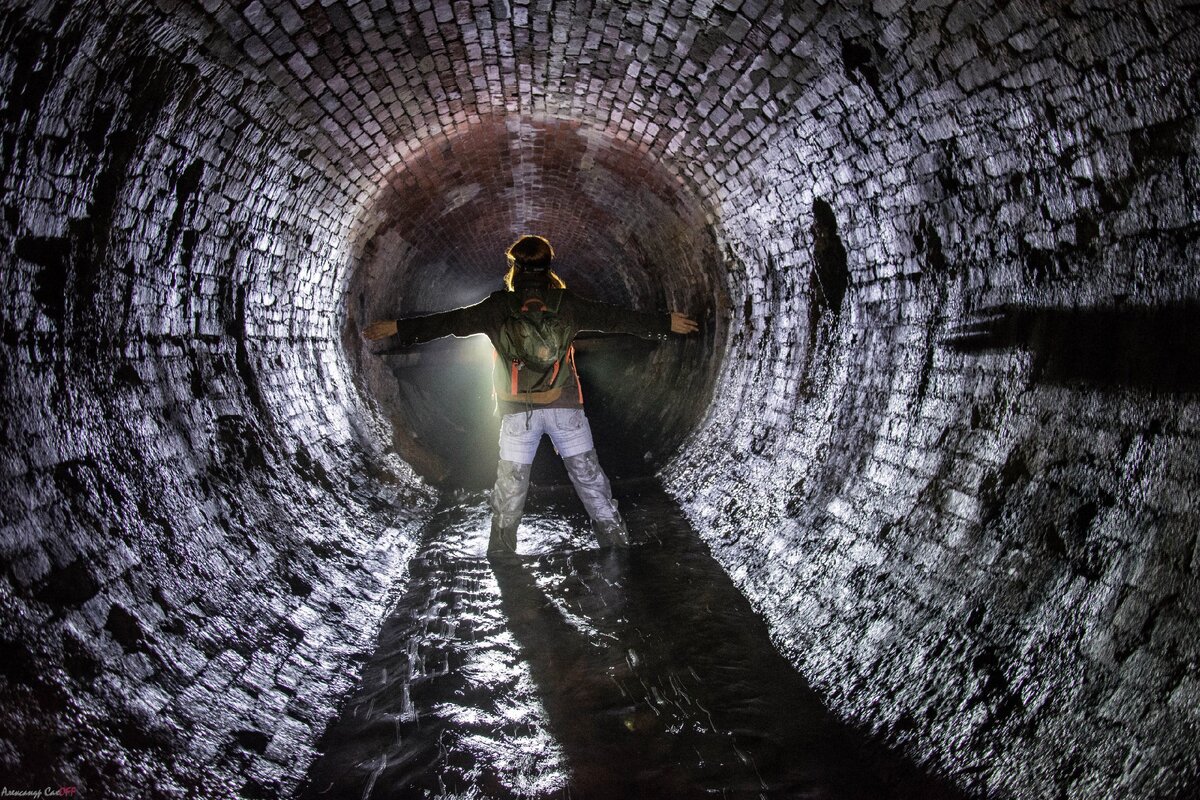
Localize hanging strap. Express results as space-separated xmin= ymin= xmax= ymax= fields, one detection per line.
xmin=492 ymin=342 xmax=578 ymax=406
xmin=567 ymin=345 xmax=582 ymax=403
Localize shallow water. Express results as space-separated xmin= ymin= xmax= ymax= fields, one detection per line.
xmin=297 ymin=481 xmax=968 ymax=800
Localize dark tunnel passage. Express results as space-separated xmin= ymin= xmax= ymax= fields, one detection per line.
xmin=343 ymin=116 xmax=724 ymax=488
xmin=2 ymin=2 xmax=1200 ymax=799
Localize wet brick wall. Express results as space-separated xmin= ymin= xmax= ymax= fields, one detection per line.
xmin=1 ymin=0 xmax=1198 ymax=798
xmin=0 ymin=3 xmax=435 ymax=796
xmin=663 ymin=4 xmax=1200 ymax=799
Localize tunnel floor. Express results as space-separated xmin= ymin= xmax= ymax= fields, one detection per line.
xmin=296 ymin=481 xmax=969 ymax=800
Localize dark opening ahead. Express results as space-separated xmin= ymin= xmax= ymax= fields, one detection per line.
xmin=345 ymin=116 xmax=727 ymax=488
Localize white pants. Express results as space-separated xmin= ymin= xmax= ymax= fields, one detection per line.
xmin=497 ymin=407 xmax=595 ymax=464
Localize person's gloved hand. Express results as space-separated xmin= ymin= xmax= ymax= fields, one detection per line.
xmin=362 ymin=320 xmax=398 ymax=340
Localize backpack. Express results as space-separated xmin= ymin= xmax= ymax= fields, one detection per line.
xmin=494 ymin=287 xmax=578 ymax=404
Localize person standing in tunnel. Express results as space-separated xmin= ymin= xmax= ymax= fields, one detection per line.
xmin=363 ymin=235 xmax=699 ymax=557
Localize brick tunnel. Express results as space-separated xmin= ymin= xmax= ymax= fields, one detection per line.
xmin=1 ymin=0 xmax=1198 ymax=798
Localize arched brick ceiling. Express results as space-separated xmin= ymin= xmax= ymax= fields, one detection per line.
xmin=356 ymin=114 xmax=717 ymax=311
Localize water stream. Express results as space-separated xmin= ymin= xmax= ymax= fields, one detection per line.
xmin=297 ymin=481 xmax=968 ymax=799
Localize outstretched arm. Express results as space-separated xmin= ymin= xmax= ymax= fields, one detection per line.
xmin=361 ymin=294 xmax=503 ymax=345
xmin=569 ymin=294 xmax=698 ymax=339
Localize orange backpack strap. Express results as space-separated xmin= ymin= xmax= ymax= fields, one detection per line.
xmin=492 ymin=347 xmax=567 ymax=404
xmin=568 ymin=345 xmax=582 ymax=403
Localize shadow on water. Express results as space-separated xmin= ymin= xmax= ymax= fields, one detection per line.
xmin=296 ymin=482 xmax=973 ymax=800
xmin=942 ymin=302 xmax=1200 ymax=392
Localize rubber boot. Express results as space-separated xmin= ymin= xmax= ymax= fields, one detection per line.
xmin=489 ymin=460 xmax=531 ymax=558
xmin=593 ymin=517 xmax=630 ymax=549
xmin=562 ymin=449 xmax=629 ymax=548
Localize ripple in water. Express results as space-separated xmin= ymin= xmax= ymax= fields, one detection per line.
xmin=297 ymin=481 xmax=971 ymax=800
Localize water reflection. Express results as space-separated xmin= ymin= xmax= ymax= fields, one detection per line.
xmin=297 ymin=482 xmax=970 ymax=799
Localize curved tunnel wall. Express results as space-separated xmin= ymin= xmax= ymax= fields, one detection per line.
xmin=0 ymin=3 xmax=437 ymax=795
xmin=1 ymin=1 xmax=1198 ymax=798
xmin=662 ymin=5 xmax=1200 ymax=798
